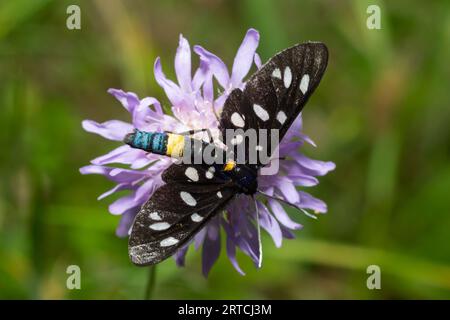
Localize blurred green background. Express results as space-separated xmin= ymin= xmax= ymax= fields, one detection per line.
xmin=1 ymin=0 xmax=450 ymax=299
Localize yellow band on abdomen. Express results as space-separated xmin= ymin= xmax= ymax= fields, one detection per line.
xmin=166 ymin=133 xmax=185 ymax=158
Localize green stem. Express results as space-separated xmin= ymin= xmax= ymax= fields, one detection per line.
xmin=144 ymin=265 xmax=157 ymax=300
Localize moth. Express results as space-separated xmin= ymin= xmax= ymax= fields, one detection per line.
xmin=124 ymin=42 xmax=328 ymax=266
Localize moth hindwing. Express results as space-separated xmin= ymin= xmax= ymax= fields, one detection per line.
xmin=128 ymin=164 xmax=237 ymax=265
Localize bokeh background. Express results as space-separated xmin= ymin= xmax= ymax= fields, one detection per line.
xmin=1 ymin=0 xmax=450 ymax=299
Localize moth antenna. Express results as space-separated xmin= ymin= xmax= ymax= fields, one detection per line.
xmin=256 ymin=190 xmax=318 ymax=220
xmin=253 ymin=196 xmax=263 ymax=268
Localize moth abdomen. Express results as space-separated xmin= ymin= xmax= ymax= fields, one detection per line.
xmin=124 ymin=129 xmax=169 ymax=156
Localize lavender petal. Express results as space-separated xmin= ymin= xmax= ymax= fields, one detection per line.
xmin=268 ymin=199 xmax=302 ymax=230
xmin=175 ymin=34 xmax=193 ymax=92
xmin=154 ymin=57 xmax=184 ymax=106
xmin=202 ymin=218 xmax=221 ymax=277
xmin=194 ymin=45 xmax=230 ymax=88
xmin=82 ymin=119 xmax=133 ymax=141
xmin=231 ymin=28 xmax=260 ymax=87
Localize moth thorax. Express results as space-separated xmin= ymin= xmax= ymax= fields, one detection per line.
xmin=233 ymin=165 xmax=258 ymax=195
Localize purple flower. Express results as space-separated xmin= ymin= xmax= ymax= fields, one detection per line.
xmin=81 ymin=29 xmax=335 ymax=276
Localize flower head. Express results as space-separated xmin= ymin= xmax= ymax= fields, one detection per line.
xmin=81 ymin=29 xmax=335 ymax=276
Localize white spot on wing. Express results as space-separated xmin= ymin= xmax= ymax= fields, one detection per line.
xmin=149 ymin=222 xmax=171 ymax=231
xmin=231 ymin=112 xmax=245 ymax=128
xmin=284 ymin=67 xmax=292 ymax=88
xmin=149 ymin=212 xmax=162 ymax=221
xmin=300 ymin=74 xmax=310 ymax=94
xmin=185 ymin=167 xmax=199 ymax=182
xmin=276 ymin=111 xmax=287 ymax=124
xmin=256 ymin=145 xmax=263 ymax=151
xmin=160 ymin=237 xmax=179 ymax=247
xmin=217 ymin=191 xmax=223 ymax=198
xmin=205 ymin=167 xmax=215 ymax=179
xmin=272 ymin=68 xmax=282 ymax=79
xmin=180 ymin=191 xmax=197 ymax=206
xmin=191 ymin=213 xmax=203 ymax=222
xmin=253 ymin=104 xmax=270 ymax=121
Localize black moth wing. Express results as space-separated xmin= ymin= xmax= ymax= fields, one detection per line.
xmin=129 ymin=165 xmax=237 ymax=266
xmin=219 ymin=42 xmax=328 ymax=164
xmin=162 ymin=162 xmax=229 ymax=185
